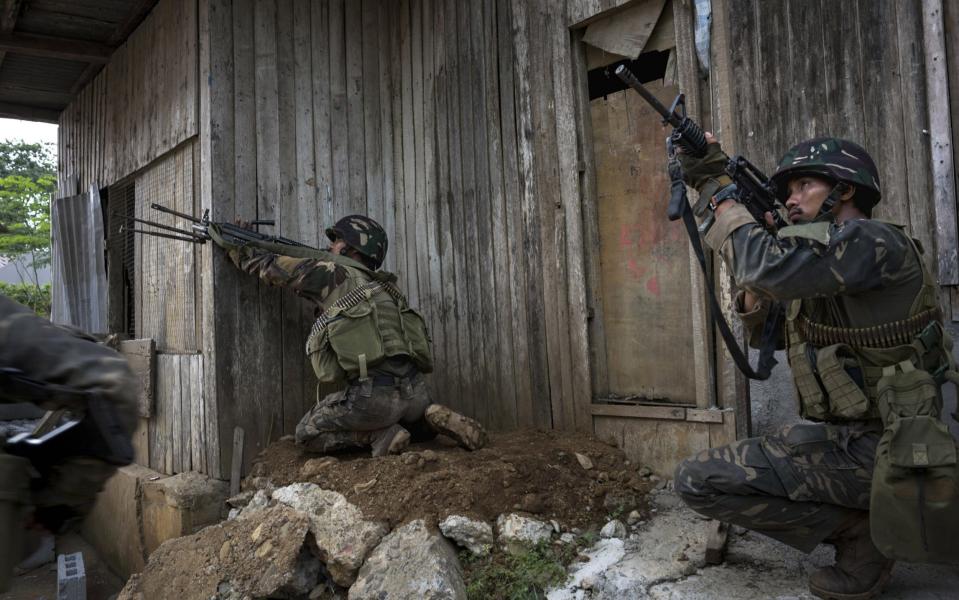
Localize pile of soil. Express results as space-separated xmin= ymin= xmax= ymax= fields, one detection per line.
xmin=245 ymin=429 xmax=652 ymax=530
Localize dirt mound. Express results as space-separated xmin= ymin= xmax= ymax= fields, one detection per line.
xmin=245 ymin=429 xmax=651 ymax=530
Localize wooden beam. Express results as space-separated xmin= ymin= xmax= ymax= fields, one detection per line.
xmin=0 ymin=100 xmax=59 ymax=123
xmin=1 ymin=0 xmax=23 ymax=31
xmin=589 ymin=403 xmax=687 ymax=420
xmin=68 ymin=61 xmax=105 ymax=95
xmin=1 ymin=82 xmax=74 ymax=105
xmin=108 ymin=0 xmax=157 ymax=45
xmin=0 ymin=0 xmax=24 ymax=70
xmin=0 ymin=32 xmax=113 ymax=63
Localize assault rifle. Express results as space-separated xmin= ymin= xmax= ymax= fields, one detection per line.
xmin=613 ymin=64 xmax=787 ymax=231
xmin=119 ymin=203 xmax=317 ymax=251
xmin=613 ymin=64 xmax=782 ymax=381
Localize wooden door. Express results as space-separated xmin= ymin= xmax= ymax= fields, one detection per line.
xmin=590 ymin=80 xmax=696 ymax=404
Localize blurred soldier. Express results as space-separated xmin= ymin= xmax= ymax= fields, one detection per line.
xmin=0 ymin=294 xmax=137 ymax=591
xmin=210 ymin=215 xmax=487 ymax=457
xmin=673 ymin=137 xmax=956 ymax=600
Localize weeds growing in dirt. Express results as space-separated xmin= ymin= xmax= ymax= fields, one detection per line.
xmin=461 ymin=539 xmax=583 ymax=600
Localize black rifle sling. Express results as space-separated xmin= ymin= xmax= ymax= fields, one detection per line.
xmin=672 ymin=179 xmax=782 ymax=381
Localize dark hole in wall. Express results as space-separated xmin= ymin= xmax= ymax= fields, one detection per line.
xmin=587 ymin=49 xmax=670 ymax=101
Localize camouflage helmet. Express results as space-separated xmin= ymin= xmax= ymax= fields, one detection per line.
xmin=325 ymin=215 xmax=388 ymax=269
xmin=770 ymin=137 xmax=881 ymax=208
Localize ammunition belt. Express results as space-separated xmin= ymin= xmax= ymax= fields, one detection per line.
xmin=306 ymin=280 xmax=407 ymax=352
xmin=796 ymin=307 xmax=941 ymax=349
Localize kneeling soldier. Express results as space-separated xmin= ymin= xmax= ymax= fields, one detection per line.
xmin=211 ymin=215 xmax=487 ymax=457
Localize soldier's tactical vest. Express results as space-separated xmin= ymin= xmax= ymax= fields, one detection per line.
xmin=782 ymin=221 xmax=959 ymax=564
xmin=305 ymin=264 xmax=433 ymax=384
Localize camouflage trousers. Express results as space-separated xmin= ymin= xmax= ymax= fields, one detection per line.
xmin=295 ymin=372 xmax=433 ymax=453
xmin=674 ymin=421 xmax=881 ymax=553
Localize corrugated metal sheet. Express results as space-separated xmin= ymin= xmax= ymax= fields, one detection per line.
xmin=50 ymin=185 xmax=108 ymax=333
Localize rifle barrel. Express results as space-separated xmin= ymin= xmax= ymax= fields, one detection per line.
xmin=121 ymin=226 xmax=204 ymax=244
xmin=151 ymin=203 xmax=203 ymax=224
xmin=614 ymin=65 xmax=680 ymax=127
xmin=111 ymin=212 xmax=203 ymax=239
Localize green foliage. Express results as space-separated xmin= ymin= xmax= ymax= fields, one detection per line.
xmin=462 ymin=540 xmax=579 ymax=600
xmin=0 ymin=140 xmax=56 ymax=179
xmin=0 ymin=139 xmax=55 ymax=285
xmin=0 ymin=282 xmax=51 ymax=317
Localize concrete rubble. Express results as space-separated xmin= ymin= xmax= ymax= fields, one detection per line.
xmin=271 ymin=483 xmax=389 ymax=587
xmin=349 ymin=519 xmax=466 ymax=600
xmin=116 ymin=468 xmax=959 ymax=600
xmin=547 ymin=488 xmax=959 ymax=600
xmin=496 ymin=513 xmax=554 ymax=550
xmin=438 ymin=515 xmax=494 ymax=556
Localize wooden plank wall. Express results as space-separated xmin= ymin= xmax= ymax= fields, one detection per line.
xmin=721 ymin=0 xmax=938 ymax=275
xmin=204 ymin=0 xmax=607 ymax=475
xmin=134 ymin=140 xmax=202 ymax=353
xmin=57 ymin=0 xmax=198 ymax=197
xmin=148 ymin=353 xmax=208 ymax=475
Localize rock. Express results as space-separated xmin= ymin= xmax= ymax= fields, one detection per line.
xmin=225 ymin=490 xmax=255 ymax=509
xmin=550 ymin=520 xmax=561 ymax=534
xmin=247 ymin=476 xmax=275 ymax=492
xmin=235 ymin=489 xmax=271 ymax=519
xmin=574 ymin=453 xmax=594 ymax=470
xmin=655 ymin=479 xmax=667 ymax=491
xmin=272 ymin=483 xmax=387 ymax=587
xmin=439 ymin=515 xmax=494 ymax=556
xmin=603 ymin=491 xmax=637 ymax=513
xmin=420 ymin=449 xmax=438 ymax=462
xmin=497 ymin=513 xmax=553 ymax=548
xmin=118 ymin=504 xmax=319 ymax=600
xmin=401 ymin=452 xmax=420 ymax=465
xmin=353 ymin=478 xmax=377 ymax=494
xmin=559 ymin=533 xmax=577 ymax=544
xmin=519 ymin=493 xmax=545 ymax=514
xmin=301 ymin=457 xmax=340 ymax=479
xmin=627 ymin=510 xmax=642 ymax=526
xmin=597 ymin=471 xmax=610 ymax=483
xmin=600 ymin=520 xmax=627 ymax=539
xmin=649 ymin=475 xmax=662 ymax=485
xmin=638 ymin=466 xmax=652 ymax=478
xmin=349 ymin=520 xmax=466 ymax=600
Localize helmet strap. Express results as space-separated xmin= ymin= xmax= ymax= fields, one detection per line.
xmin=814 ymin=182 xmax=848 ymax=222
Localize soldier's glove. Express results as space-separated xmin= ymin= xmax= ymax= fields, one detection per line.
xmin=678 ymin=142 xmax=735 ymax=217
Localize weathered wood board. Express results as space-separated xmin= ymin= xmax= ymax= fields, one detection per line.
xmin=591 ymin=82 xmax=696 ymax=404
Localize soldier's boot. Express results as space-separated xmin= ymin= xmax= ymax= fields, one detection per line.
xmin=808 ymin=513 xmax=895 ymax=600
xmin=369 ymin=424 xmax=411 ymax=458
xmin=424 ymin=404 xmax=488 ymax=450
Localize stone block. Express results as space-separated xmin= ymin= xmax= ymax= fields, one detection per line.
xmin=57 ymin=552 xmax=86 ymax=600
xmin=141 ymin=471 xmax=229 ymax=556
xmin=81 ymin=464 xmax=159 ymax=578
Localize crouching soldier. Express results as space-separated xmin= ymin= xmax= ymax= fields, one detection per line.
xmin=0 ymin=294 xmax=137 ymax=591
xmin=210 ymin=215 xmax=487 ymax=457
xmin=673 ymin=136 xmax=959 ymax=599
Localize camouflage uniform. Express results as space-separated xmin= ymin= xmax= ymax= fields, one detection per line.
xmin=673 ymin=138 xmax=943 ymax=554
xmin=214 ymin=216 xmax=485 ymax=455
xmin=0 ymin=294 xmax=137 ymax=589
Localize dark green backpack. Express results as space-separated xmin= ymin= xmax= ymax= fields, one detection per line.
xmin=870 ymin=347 xmax=959 ymax=563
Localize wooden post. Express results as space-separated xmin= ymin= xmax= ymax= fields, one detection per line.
xmin=229 ymin=426 xmax=244 ymax=497
xmin=922 ymin=0 xmax=958 ymax=285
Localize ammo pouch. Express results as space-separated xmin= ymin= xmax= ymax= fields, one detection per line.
xmin=306 ymin=281 xmax=433 ymax=383
xmin=870 ymin=360 xmax=959 ymax=563
xmin=789 ymin=342 xmax=871 ymax=421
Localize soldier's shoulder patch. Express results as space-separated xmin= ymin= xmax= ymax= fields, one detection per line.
xmin=776 ymin=221 xmax=830 ymax=246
